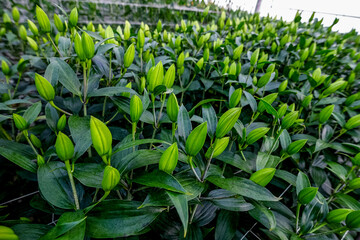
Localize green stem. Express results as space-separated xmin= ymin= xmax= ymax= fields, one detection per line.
xmin=49 ymin=101 xmax=72 ymax=116
xmin=23 ymin=130 xmax=39 ymax=155
xmin=172 ymin=122 xmax=176 ymax=142
xmin=82 ymin=62 xmax=88 ymax=116
xmin=188 ymin=155 xmax=202 ymax=182
xmin=47 ymin=33 xmax=63 ymax=57
xmin=5 ymin=76 xmax=11 ymax=99
xmin=105 ymin=111 xmax=119 ymax=125
xmin=65 ymin=160 xmax=80 ymax=210
xmin=303 ymin=226 xmax=347 ymax=238
xmin=295 ymin=203 xmax=301 ymax=233
xmin=308 ymin=222 xmax=327 ymax=233
xmin=13 ymin=73 xmax=22 ymax=98
xmin=132 ymin=122 xmax=137 ymax=152
xmin=201 ymin=146 xmax=215 ymax=181
xmin=268 ymin=129 xmax=283 ymax=155
xmin=156 ymin=94 xmax=166 ymax=128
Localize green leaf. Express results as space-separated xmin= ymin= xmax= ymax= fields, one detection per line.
xmin=296 ymin=171 xmax=310 ymax=195
xmin=73 ymin=163 xmax=105 ymax=188
xmin=207 ymin=189 xmax=254 ymax=212
xmin=68 ymin=116 xmax=92 ymax=159
xmin=0 ymin=139 xmax=37 ymax=173
xmin=258 ymin=98 xmax=278 ymax=118
xmin=39 ymin=211 xmax=86 ymax=240
xmin=112 ymin=139 xmax=171 ymax=155
xmin=215 ymin=210 xmax=237 ymax=240
xmin=133 ymin=170 xmax=187 ymax=194
xmin=188 ymin=99 xmax=224 ymax=117
xmin=88 ymin=86 xmax=138 ymax=97
xmin=326 ymin=161 xmax=347 ymax=181
xmin=177 ymin=105 xmax=192 ymax=142
xmin=23 ymin=101 xmax=41 ymax=124
xmin=207 ymin=175 xmax=279 ymax=201
xmin=45 ymin=102 xmax=59 ymax=132
xmin=48 ymin=58 xmax=81 ymax=96
xmin=166 ymin=191 xmax=188 ymax=237
xmin=86 ymin=200 xmax=163 ymax=238
xmin=249 ymin=201 xmax=276 ymax=230
xmin=37 ymin=161 xmax=76 ymax=209
xmin=202 ymin=104 xmax=217 ymax=139
xmin=12 ymin=224 xmax=51 ymax=240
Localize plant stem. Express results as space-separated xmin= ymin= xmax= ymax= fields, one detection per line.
xmin=295 ymin=203 xmax=301 ymax=233
xmin=65 ymin=160 xmax=80 ymax=210
xmin=268 ymin=128 xmax=283 ymax=155
xmin=23 ymin=130 xmax=38 ymax=155
xmin=188 ymin=155 xmax=202 ymax=182
xmin=303 ymin=227 xmax=347 ymax=238
xmin=47 ymin=33 xmax=63 ymax=57
xmin=132 ymin=122 xmax=137 ymax=152
xmin=201 ymin=147 xmax=215 ymax=181
xmin=308 ymin=222 xmax=327 ymax=233
xmin=156 ymin=94 xmax=166 ymax=128
xmin=49 ymin=101 xmax=72 ymax=116
xmin=5 ymin=76 xmax=11 ymax=99
xmin=82 ymin=62 xmax=88 ymax=116
xmin=13 ymin=73 xmax=22 ymax=98
xmin=171 ymin=122 xmax=176 ymax=142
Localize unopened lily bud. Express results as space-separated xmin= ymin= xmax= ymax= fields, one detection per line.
xmin=27 ymin=20 xmax=38 ymax=36
xmin=321 ymin=80 xmax=346 ymax=97
xmin=353 ymin=152 xmax=360 ymax=166
xmin=181 ymin=20 xmax=186 ymax=32
xmin=300 ymin=48 xmax=309 ymax=62
xmin=228 ymin=62 xmax=237 ymax=77
xmin=348 ymin=178 xmax=360 ymax=189
xmin=87 ymin=21 xmax=95 ymax=32
xmin=74 ymin=33 xmax=86 ymax=61
xmin=175 ymin=35 xmax=182 ymax=49
xmin=81 ymin=32 xmax=95 ymax=59
xmin=278 ymin=80 xmax=288 ymax=92
xmin=54 ymin=14 xmax=64 ymax=32
xmin=205 ymin=137 xmax=230 ymax=159
xmin=102 ymin=166 xmax=120 ymax=192
xmin=55 ymin=132 xmax=74 ymax=161
xmin=1 ymin=60 xmax=10 ymax=76
xmin=104 ymin=26 xmax=115 ymax=44
xmin=140 ymin=76 xmax=146 ymax=94
xmin=27 ymin=37 xmax=38 ymax=51
xmin=246 ymin=127 xmax=270 ymax=145
xmin=266 ymin=63 xmax=275 ymax=73
xmin=124 ymin=20 xmax=131 ymax=40
xmin=3 ymin=13 xmax=11 ymax=23
xmin=130 ymin=95 xmax=143 ymax=123
xmin=12 ymin=7 xmax=20 ymax=23
xmin=57 ymin=114 xmax=67 ymax=131
xmin=287 ymin=139 xmax=307 ymax=155
xmin=37 ymin=155 xmax=45 ymax=166
xmin=164 ymin=64 xmax=176 ymax=88
xmin=69 ymin=7 xmax=78 ymax=27
xmin=346 ymin=211 xmax=360 ymax=229
xmin=157 ymin=20 xmax=162 ymax=33
xmin=281 ymin=111 xmax=299 ymax=129
xmin=122 ymin=82 xmax=132 ymax=98
xmin=167 ymin=93 xmax=179 ymax=122
xmin=250 ymin=168 xmax=276 ymax=187
xmin=216 ymin=108 xmax=241 ymax=138
xmin=257 ymin=93 xmax=278 ymax=113
xmin=138 ymin=29 xmax=145 ymax=48
xmin=250 ymin=48 xmax=260 ymax=66
xmin=36 ymin=5 xmax=51 ymax=33
xmin=196 ymin=58 xmax=204 ymax=72
xmin=298 ymin=187 xmax=318 ymax=205
xmin=177 ymin=52 xmax=185 ymax=68
xmin=203 ymin=6 xmax=210 ymax=18
xmin=348 ymin=72 xmax=356 ymax=85
xmin=233 ymin=44 xmax=243 ymax=60
xmin=309 ymin=42 xmax=316 ymax=56
xmin=257 ymin=72 xmax=272 ymax=88
xmin=344 ymin=114 xmax=360 ymax=130
xmin=0 ymin=28 xmax=6 ymax=36
xmin=30 ymin=134 xmax=42 ymax=148
xmin=34 ymin=73 xmax=55 ymax=101
xmin=0 ymin=225 xmax=19 ymax=240
xmin=19 ymin=25 xmax=27 ymax=41
xmin=278 ymin=104 xmax=288 ymax=118
xmin=203 ymin=48 xmax=210 ymax=62
xmin=319 ymin=105 xmax=334 ymax=124
xmin=327 ymin=209 xmax=353 ymax=224
xmin=302 ymin=94 xmax=313 ymax=108
xmin=13 ymin=114 xmax=28 ymax=131
xmin=90 ymin=116 xmax=112 ymax=158
xmin=159 ymin=143 xmax=178 ymax=174
xmin=148 ymin=61 xmax=164 ymax=92
xmin=124 ymin=44 xmax=135 ymax=68
xmin=186 ymin=122 xmax=207 ymax=156
xmin=229 ymin=88 xmax=242 ymax=108
xmin=179 ymin=66 xmax=185 ymax=75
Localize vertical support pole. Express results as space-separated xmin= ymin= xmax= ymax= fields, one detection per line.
xmin=255 ymin=0 xmax=262 ymax=13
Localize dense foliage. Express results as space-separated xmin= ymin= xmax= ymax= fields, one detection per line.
xmin=1 ymin=2 xmax=360 ymax=240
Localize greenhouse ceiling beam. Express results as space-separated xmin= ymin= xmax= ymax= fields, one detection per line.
xmin=78 ymin=19 xmax=176 ymax=27
xmin=60 ymin=0 xmax=219 ymax=14
xmin=290 ymin=8 xmax=360 ymax=19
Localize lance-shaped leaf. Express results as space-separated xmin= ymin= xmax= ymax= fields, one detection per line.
xmin=246 ymin=127 xmax=270 ymax=145
xmin=287 ymin=139 xmax=307 ymax=155
xmin=327 ymin=209 xmax=353 ymax=223
xmin=250 ymin=168 xmax=276 ymax=187
xmin=319 ymin=105 xmax=334 ymax=124
xmin=205 ymin=137 xmax=230 ymax=159
xmin=298 ymin=187 xmax=318 ymax=205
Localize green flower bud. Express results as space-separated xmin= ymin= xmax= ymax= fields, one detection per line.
xmin=233 ymin=44 xmax=243 ymax=60
xmin=257 ymin=72 xmax=272 ymax=88
xmin=266 ymin=63 xmax=275 ymax=73
xmin=309 ymin=42 xmax=316 ymax=56
xmin=13 ymin=114 xmax=28 ymax=131
xmin=30 ymin=134 xmax=42 ymax=148
xmin=287 ymin=139 xmax=307 ymax=155
xmin=300 ymin=48 xmax=309 ymax=62
xmin=203 ymin=6 xmax=210 ymax=18
xmin=57 ymin=114 xmax=67 ymax=131
xmin=345 ymin=210 xmax=360 ymax=229
xmin=223 ymin=57 xmax=230 ymax=66
xmin=177 ymin=52 xmax=185 ymax=69
xmin=90 ymin=116 xmax=112 ymax=157
xmin=344 ymin=114 xmax=360 ymax=130
xmin=37 ymin=155 xmax=45 ymax=166
xmin=140 ymin=76 xmax=146 ymax=94
xmin=148 ymin=61 xmax=164 ymax=92
xmin=312 ymin=68 xmax=321 ymax=82
xmin=229 ymin=88 xmax=242 ymax=108
xmin=250 ymin=168 xmax=276 ymax=187
xmin=319 ymin=105 xmax=334 ymax=124
xmin=3 ymin=13 xmax=11 ymax=23
xmin=246 ymin=127 xmax=270 ymax=145
xmin=124 ymin=20 xmax=131 ymax=40
xmin=250 ymin=48 xmax=260 ymax=66
xmin=137 ymin=29 xmax=145 ymax=48
xmin=0 ymin=28 xmax=6 ymax=36
xmin=179 ymin=66 xmax=185 ymax=75
xmin=298 ymin=187 xmax=318 ymax=205
xmin=167 ymin=93 xmax=179 ymax=123
xmin=181 ymin=20 xmax=186 ymax=32
xmin=352 ymin=152 xmax=360 ymax=166
xmin=216 ymin=108 xmax=241 ymax=138
xmin=87 ymin=21 xmax=95 ymax=32
xmin=175 ymin=35 xmax=182 ymax=49
xmin=27 ymin=36 xmax=38 ymax=51
xmin=12 ymin=7 xmax=20 ymax=23
xmin=18 ymin=25 xmax=27 ymax=41
xmin=302 ymin=94 xmax=313 ymax=108
xmin=27 ymin=20 xmax=39 ymax=36
xmin=130 ymin=95 xmax=143 ymax=123
xmin=348 ymin=72 xmax=356 ymax=85
xmin=157 ymin=20 xmax=162 ymax=33
xmin=34 ymin=73 xmax=55 ymax=101
xmin=54 ymin=14 xmax=64 ymax=32
xmin=164 ymin=64 xmax=176 ymax=88
xmin=122 ymin=82 xmax=132 ymax=98
xmin=74 ymin=33 xmax=86 ymax=61
xmin=228 ymin=62 xmax=237 ymax=76
xmin=104 ymin=26 xmax=116 ymax=44
xmin=124 ymin=44 xmax=135 ymax=68
xmin=35 ymin=5 xmax=51 ymax=33
xmin=278 ymin=104 xmax=288 ymax=118
xmin=348 ymin=178 xmax=360 ymax=189
xmin=257 ymin=93 xmax=278 ymax=113
xmin=102 ymin=166 xmax=120 ymax=192
xmin=186 ymin=122 xmax=207 ymax=156
xmin=1 ymin=60 xmax=10 ymax=76
xmin=203 ymin=48 xmax=210 ymax=62
xmin=327 ymin=209 xmax=353 ymax=223
xmin=0 ymin=225 xmax=19 ymax=240
xmin=205 ymin=137 xmax=230 ymax=159
xmin=195 ymin=58 xmax=204 ymax=73
xmin=279 ymin=80 xmax=288 ymax=92
xmin=159 ymin=143 xmax=178 ymax=174
xmin=55 ymin=132 xmax=74 ymax=161
xmin=281 ymin=111 xmax=298 ymax=129
xmin=321 ymin=80 xmax=346 ymax=97
xmin=69 ymin=8 xmax=78 ymax=27
xmin=81 ymin=32 xmax=95 ymax=59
